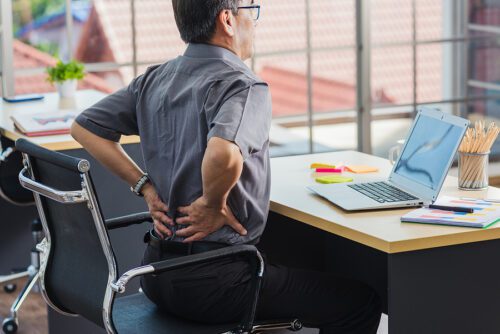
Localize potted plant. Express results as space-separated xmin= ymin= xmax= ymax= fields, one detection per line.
xmin=46 ymin=59 xmax=85 ymax=99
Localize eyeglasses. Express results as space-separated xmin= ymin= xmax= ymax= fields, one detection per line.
xmin=237 ymin=5 xmax=261 ymax=21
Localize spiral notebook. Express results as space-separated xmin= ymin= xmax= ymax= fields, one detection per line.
xmin=401 ymin=196 xmax=500 ymax=228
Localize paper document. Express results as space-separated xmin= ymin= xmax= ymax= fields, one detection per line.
xmin=401 ymin=196 xmax=500 ymax=228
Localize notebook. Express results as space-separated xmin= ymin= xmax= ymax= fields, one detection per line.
xmin=401 ymin=196 xmax=500 ymax=228
xmin=11 ymin=111 xmax=78 ymax=137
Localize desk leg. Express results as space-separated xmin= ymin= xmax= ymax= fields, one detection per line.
xmin=388 ymin=239 xmax=500 ymax=334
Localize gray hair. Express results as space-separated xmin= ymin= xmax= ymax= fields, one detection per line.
xmin=172 ymin=0 xmax=240 ymax=44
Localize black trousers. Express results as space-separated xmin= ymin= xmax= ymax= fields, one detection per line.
xmin=141 ymin=241 xmax=382 ymax=334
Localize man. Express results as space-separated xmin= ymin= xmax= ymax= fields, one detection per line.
xmin=71 ymin=0 xmax=382 ymax=332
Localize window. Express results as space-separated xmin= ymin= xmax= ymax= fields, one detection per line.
xmin=467 ymin=0 xmax=500 ymax=155
xmin=255 ymin=0 xmax=358 ymax=156
xmin=1 ymin=0 xmax=499 ymax=158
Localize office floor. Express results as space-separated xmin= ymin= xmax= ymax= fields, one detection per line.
xmin=0 ymin=278 xmax=388 ymax=334
xmin=0 ymin=278 xmax=47 ymax=334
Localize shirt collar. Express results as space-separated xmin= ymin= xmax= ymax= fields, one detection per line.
xmin=184 ymin=43 xmax=247 ymax=68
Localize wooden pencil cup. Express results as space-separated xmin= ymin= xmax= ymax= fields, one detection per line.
xmin=458 ymin=151 xmax=489 ymax=191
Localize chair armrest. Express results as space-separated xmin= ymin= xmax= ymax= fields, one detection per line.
xmin=110 ymin=244 xmax=263 ymax=293
xmin=105 ymin=211 xmax=153 ymax=230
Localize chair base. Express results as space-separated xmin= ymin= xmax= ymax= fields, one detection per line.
xmin=1 ymin=219 xmax=43 ymax=334
xmin=1 ymin=271 xmax=39 ymax=334
xmin=0 ymin=270 xmax=29 ymax=287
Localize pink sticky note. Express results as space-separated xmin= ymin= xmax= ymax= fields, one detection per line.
xmin=316 ymin=168 xmax=344 ymax=173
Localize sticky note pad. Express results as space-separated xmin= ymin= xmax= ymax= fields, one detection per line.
xmin=310 ymin=163 xmax=336 ymax=169
xmin=315 ymin=176 xmax=353 ymax=184
xmin=345 ymin=165 xmax=379 ymax=173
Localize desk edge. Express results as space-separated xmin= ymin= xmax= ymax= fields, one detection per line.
xmin=269 ymin=201 xmax=500 ymax=254
xmin=2 ymin=130 xmax=140 ymax=151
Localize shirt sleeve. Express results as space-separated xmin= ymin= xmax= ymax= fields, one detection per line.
xmin=207 ymin=83 xmax=272 ymax=160
xmin=75 ymin=77 xmax=141 ymax=142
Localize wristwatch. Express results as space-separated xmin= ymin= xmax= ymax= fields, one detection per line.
xmin=131 ymin=173 xmax=150 ymax=197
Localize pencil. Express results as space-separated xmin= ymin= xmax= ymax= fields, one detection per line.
xmin=458 ymin=121 xmax=498 ymax=189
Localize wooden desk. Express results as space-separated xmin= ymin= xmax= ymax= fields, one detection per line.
xmin=270 ymin=151 xmax=500 ymax=253
xmin=263 ymin=151 xmax=500 ymax=334
xmin=0 ymin=90 xmax=139 ymax=151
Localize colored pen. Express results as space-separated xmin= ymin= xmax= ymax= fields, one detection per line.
xmin=426 ymin=204 xmax=474 ymax=213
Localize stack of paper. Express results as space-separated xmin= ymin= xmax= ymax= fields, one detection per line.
xmin=401 ymin=196 xmax=500 ymax=228
xmin=11 ymin=111 xmax=79 ymax=137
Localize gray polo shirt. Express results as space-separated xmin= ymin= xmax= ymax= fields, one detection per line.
xmin=75 ymin=43 xmax=272 ymax=245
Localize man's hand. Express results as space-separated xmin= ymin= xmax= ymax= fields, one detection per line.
xmin=175 ymin=196 xmax=247 ymax=243
xmin=72 ymin=122 xmax=172 ymax=238
xmin=142 ymin=183 xmax=173 ymax=238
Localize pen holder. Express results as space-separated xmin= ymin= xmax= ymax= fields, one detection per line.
xmin=458 ymin=151 xmax=489 ymax=191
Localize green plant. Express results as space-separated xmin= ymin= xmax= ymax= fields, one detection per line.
xmin=46 ymin=59 xmax=85 ymax=84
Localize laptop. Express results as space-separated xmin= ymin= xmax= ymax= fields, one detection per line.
xmin=307 ymin=107 xmax=470 ymax=211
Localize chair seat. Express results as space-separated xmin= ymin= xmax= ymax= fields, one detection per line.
xmin=113 ymin=293 xmax=239 ymax=334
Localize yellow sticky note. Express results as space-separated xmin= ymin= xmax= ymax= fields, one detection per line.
xmin=345 ymin=165 xmax=379 ymax=173
xmin=310 ymin=163 xmax=336 ymax=169
xmin=315 ymin=176 xmax=353 ymax=184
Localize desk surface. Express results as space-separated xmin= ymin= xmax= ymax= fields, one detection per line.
xmin=270 ymin=151 xmax=500 ymax=254
xmin=0 ymin=90 xmax=139 ymax=150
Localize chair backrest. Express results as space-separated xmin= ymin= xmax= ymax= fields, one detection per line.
xmin=0 ymin=137 xmax=34 ymax=205
xmin=15 ymin=139 xmax=117 ymax=332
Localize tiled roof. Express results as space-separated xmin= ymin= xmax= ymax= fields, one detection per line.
xmin=12 ymin=40 xmax=114 ymax=95
xmin=75 ymin=0 xmax=445 ymax=109
xmin=261 ymin=66 xmax=393 ymax=117
xmin=261 ymin=65 xmax=355 ymax=117
xmin=470 ymin=4 xmax=500 ymax=27
xmin=76 ymin=0 xmax=185 ymax=85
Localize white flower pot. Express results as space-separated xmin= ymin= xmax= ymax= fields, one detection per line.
xmin=56 ymin=79 xmax=78 ymax=99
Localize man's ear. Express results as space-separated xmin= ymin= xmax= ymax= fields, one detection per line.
xmin=217 ymin=9 xmax=236 ymax=37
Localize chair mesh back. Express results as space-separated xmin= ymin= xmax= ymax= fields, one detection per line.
xmin=0 ymin=137 xmax=33 ymax=203
xmin=30 ymin=157 xmax=114 ymax=328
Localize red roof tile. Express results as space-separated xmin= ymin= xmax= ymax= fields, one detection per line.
xmin=260 ymin=66 xmax=393 ymax=117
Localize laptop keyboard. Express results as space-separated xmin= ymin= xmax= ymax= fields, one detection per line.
xmin=347 ymin=182 xmax=418 ymax=203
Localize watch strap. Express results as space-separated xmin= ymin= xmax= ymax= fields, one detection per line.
xmin=131 ymin=173 xmax=150 ymax=197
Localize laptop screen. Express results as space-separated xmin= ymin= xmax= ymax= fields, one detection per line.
xmin=393 ymin=114 xmax=464 ymax=190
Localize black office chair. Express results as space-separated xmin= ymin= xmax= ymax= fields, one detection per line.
xmin=0 ymin=138 xmax=43 ymax=334
xmin=15 ymin=138 xmax=303 ymax=334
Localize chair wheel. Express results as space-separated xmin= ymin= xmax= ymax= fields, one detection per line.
xmin=290 ymin=319 xmax=303 ymax=331
xmin=3 ymin=284 xmax=16 ymax=293
xmin=2 ymin=318 xmax=18 ymax=334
